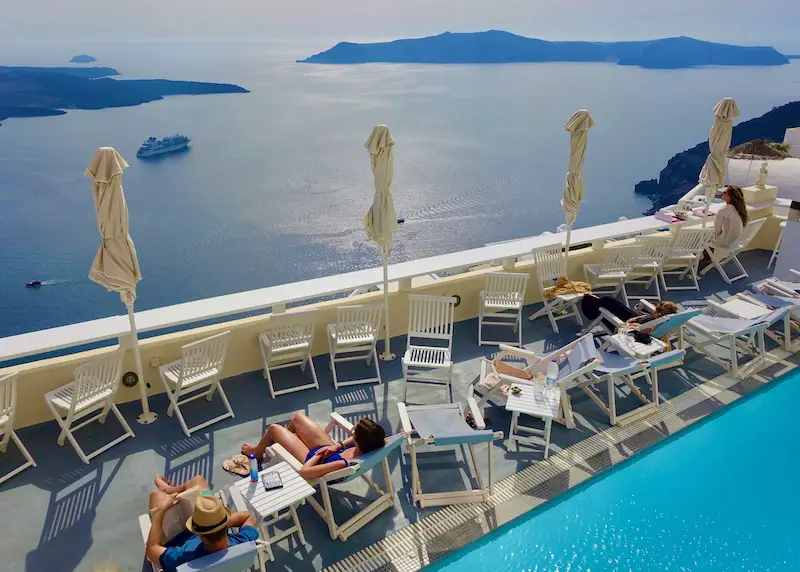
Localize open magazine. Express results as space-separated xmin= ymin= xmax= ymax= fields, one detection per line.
xmin=152 ymin=485 xmax=205 ymax=542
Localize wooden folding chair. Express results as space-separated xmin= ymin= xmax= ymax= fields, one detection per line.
xmin=478 ymin=272 xmax=529 ymax=346
xmin=327 ymin=304 xmax=382 ymax=389
xmin=402 ymin=295 xmax=457 ymax=401
xmin=258 ymin=309 xmax=319 ymax=398
xmin=0 ymin=372 xmax=37 ymax=484
xmin=527 ymin=243 xmax=584 ymax=333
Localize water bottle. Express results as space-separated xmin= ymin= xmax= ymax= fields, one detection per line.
xmin=546 ymin=358 xmax=559 ymax=391
xmin=248 ymin=453 xmax=258 ymax=482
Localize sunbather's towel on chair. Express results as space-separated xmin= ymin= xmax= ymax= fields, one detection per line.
xmin=408 ymin=408 xmax=494 ymax=446
xmin=543 ymin=277 xmax=592 ymax=300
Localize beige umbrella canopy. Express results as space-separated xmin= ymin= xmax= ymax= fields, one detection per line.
xmin=699 ymin=97 xmax=740 ymax=226
xmin=561 ymin=110 xmax=595 ymax=271
xmin=364 ymin=125 xmax=398 ymax=360
xmin=86 ymin=147 xmax=155 ymax=424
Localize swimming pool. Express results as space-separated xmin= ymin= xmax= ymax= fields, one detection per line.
xmin=428 ymin=371 xmax=800 ymax=571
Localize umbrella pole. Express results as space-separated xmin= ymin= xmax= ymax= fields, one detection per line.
xmin=562 ymin=224 xmax=572 ymax=276
xmin=379 ymin=246 xmax=395 ymax=361
xmin=126 ymin=303 xmax=158 ymax=424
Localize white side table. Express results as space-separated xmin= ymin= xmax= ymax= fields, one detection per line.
xmin=233 ymin=461 xmax=315 ymax=561
xmin=605 ymin=332 xmax=667 ymax=359
xmin=504 ymin=381 xmax=560 ymax=458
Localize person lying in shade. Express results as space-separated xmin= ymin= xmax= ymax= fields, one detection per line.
xmin=241 ymin=412 xmax=386 ymax=479
xmin=581 ymin=294 xmax=678 ymax=333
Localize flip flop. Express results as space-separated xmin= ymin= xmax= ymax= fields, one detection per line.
xmin=222 ymin=458 xmax=249 ymax=477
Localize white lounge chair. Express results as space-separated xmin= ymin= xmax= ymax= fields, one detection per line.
xmin=705 ymin=292 xmax=799 ymax=351
xmin=660 ymin=226 xmax=714 ymax=292
xmin=682 ymin=306 xmax=791 ymax=378
xmin=471 ymin=334 xmax=602 ymax=430
xmin=527 ymin=243 xmax=584 ymax=333
xmin=397 ymin=399 xmax=504 ymax=508
xmin=700 ymin=217 xmax=767 ymax=283
xmin=138 ymin=488 xmax=268 ymax=572
xmin=267 ymin=413 xmax=404 ymax=541
xmin=625 ymin=234 xmax=673 ymax=302
xmin=478 ymin=272 xmax=529 ymax=346
xmin=0 ymin=372 xmax=36 ymax=485
xmin=768 ymin=220 xmax=787 ymax=269
xmin=583 ymin=244 xmax=642 ymax=306
xmin=44 ymin=348 xmax=134 ymax=464
xmin=258 ymin=309 xmax=319 ymax=398
xmin=402 ymin=295 xmax=457 ymax=401
xmin=583 ymin=299 xmax=701 ymax=348
xmin=327 ymin=304 xmax=383 ymax=389
xmin=752 ymin=271 xmax=800 ymax=298
xmin=159 ymin=331 xmax=233 ymax=437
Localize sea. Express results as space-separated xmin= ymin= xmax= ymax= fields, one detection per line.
xmin=1 ymin=39 xmax=800 ymax=338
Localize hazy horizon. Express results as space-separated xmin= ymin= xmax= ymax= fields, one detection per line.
xmin=2 ymin=0 xmax=800 ymax=53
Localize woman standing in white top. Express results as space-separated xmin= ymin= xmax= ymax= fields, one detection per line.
xmin=701 ymin=185 xmax=748 ymax=266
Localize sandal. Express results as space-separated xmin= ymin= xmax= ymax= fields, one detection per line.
xmin=222 ymin=457 xmax=249 ymax=477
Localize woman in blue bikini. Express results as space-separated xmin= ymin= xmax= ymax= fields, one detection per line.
xmin=241 ymin=412 xmax=386 ymax=479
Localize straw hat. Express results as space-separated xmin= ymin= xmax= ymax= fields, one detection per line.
xmin=186 ymin=495 xmax=232 ymax=536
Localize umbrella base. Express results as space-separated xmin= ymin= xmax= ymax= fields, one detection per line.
xmin=380 ymin=352 xmax=396 ymax=361
xmin=137 ymin=411 xmax=158 ymax=425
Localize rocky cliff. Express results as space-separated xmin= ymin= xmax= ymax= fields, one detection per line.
xmin=634 ymin=101 xmax=800 ymax=212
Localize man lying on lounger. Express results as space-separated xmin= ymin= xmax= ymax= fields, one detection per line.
xmin=146 ymin=475 xmax=259 ymax=572
xmin=241 ymin=412 xmax=386 ymax=479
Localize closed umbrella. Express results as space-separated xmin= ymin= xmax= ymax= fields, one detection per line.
xmin=86 ymin=147 xmax=156 ymax=424
xmin=699 ymin=97 xmax=740 ymax=227
xmin=364 ymin=125 xmax=398 ymax=360
xmin=561 ymin=110 xmax=595 ymax=272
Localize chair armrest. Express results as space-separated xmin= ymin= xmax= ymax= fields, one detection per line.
xmin=267 ymin=443 xmax=303 ymax=472
xmin=321 ymin=464 xmax=358 ymax=483
xmin=638 ymin=299 xmax=657 ymax=313
xmin=326 ymin=412 xmax=355 ymax=435
xmin=497 ymin=344 xmax=539 ymax=364
xmin=396 ymin=402 xmax=413 ymax=435
xmin=138 ymin=513 xmax=151 ymax=545
xmin=790 ymin=269 xmax=800 ymax=281
xmin=466 ymin=397 xmax=486 ymax=430
xmin=228 ymin=485 xmax=248 ymax=513
xmin=598 ymin=307 xmax=624 ymax=327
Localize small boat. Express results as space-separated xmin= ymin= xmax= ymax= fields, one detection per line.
xmin=397 ymin=217 xmax=405 ymax=224
xmin=26 ymin=280 xmax=42 ymax=288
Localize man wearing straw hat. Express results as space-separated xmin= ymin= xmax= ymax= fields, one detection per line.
xmin=146 ymin=475 xmax=258 ymax=571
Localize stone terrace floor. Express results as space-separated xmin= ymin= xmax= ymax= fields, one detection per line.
xmin=0 ymin=249 xmax=783 ymax=572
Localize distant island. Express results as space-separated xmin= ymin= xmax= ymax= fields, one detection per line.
xmin=0 ymin=66 xmax=249 ymax=124
xmin=635 ymin=101 xmax=800 ymax=212
xmin=299 ymin=31 xmax=790 ymax=69
xmin=70 ymin=54 xmax=97 ymax=63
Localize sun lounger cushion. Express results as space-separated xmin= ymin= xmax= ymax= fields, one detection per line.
xmin=408 ymin=408 xmax=495 ymax=446
xmin=692 ymin=308 xmax=789 ymax=334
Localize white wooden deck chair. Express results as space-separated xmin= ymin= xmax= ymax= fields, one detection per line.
xmin=267 ymin=413 xmax=404 ymax=541
xmin=706 ymin=292 xmax=799 ymax=351
xmin=625 ymin=234 xmax=673 ymax=302
xmin=700 ymin=217 xmax=767 ymax=283
xmin=682 ymin=307 xmax=791 ymax=379
xmin=583 ymin=244 xmax=642 ymax=306
xmin=659 ymin=227 xmax=714 ymax=291
xmin=402 ymin=295 xmax=457 ymax=401
xmin=575 ymin=348 xmax=686 ymax=426
xmin=752 ymin=272 xmax=800 ymax=298
xmin=258 ymin=309 xmax=318 ymax=398
xmin=397 ymin=399 xmax=504 ymax=508
xmin=470 ymin=334 xmax=602 ymax=431
xmin=478 ymin=272 xmax=529 ymax=346
xmin=527 ymin=244 xmax=583 ymax=333
xmin=44 ymin=349 xmax=134 ymax=464
xmin=583 ymin=299 xmax=701 ymax=348
xmin=159 ymin=331 xmax=233 ymax=437
xmin=327 ymin=304 xmax=382 ymax=389
xmin=0 ymin=372 xmax=36 ymax=485
xmin=138 ymin=489 xmax=268 ymax=572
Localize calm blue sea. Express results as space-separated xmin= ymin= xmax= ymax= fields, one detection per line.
xmin=1 ymin=39 xmax=800 ymax=337
xmin=428 ymin=371 xmax=800 ymax=571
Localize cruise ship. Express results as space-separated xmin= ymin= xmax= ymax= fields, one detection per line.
xmin=2 ymin=121 xmax=800 ymax=572
xmin=136 ymin=134 xmax=191 ymax=158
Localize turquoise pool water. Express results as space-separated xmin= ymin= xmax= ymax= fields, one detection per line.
xmin=429 ymin=373 xmax=800 ymax=571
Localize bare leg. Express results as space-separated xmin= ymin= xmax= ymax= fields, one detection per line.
xmin=287 ymin=412 xmax=335 ymax=449
xmin=242 ymin=423 xmax=311 ymax=462
xmin=154 ymin=474 xmax=211 ymax=495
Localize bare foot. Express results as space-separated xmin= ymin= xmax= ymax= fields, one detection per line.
xmin=240 ymin=444 xmax=263 ymax=460
xmin=154 ymin=474 xmax=174 ymax=492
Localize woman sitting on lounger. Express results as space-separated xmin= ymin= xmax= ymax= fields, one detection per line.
xmin=581 ymin=294 xmax=678 ymax=333
xmin=241 ymin=412 xmax=386 ymax=479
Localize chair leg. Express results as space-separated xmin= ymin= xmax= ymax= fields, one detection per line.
xmin=372 ymin=345 xmax=382 ymax=384
xmin=307 ymin=355 xmax=320 ymax=390
xmin=265 ymin=365 xmax=277 ymax=399
xmin=319 ymin=482 xmax=337 ymax=539
xmin=216 ymin=381 xmax=235 ymax=420
xmin=48 ymin=402 xmax=89 ymax=464
xmin=11 ymin=431 xmax=36 ymax=467
xmin=110 ymin=403 xmax=135 ymax=440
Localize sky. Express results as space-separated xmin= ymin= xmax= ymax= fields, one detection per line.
xmin=1 ymin=0 xmax=799 ymax=52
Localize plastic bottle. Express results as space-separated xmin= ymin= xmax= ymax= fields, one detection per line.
xmin=546 ymin=358 xmax=559 ymax=389
xmin=248 ymin=453 xmax=258 ymax=482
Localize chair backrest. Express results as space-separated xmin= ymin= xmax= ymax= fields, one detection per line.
xmin=597 ymin=245 xmax=642 ymax=276
xmin=483 ymin=272 xmax=529 ymax=302
xmin=71 ymin=349 xmax=126 ymax=406
xmin=263 ymin=309 xmax=317 ymax=351
xmin=531 ymin=244 xmax=565 ymax=283
xmin=731 ymin=217 xmax=766 ymax=253
xmin=670 ymin=227 xmax=714 ymax=256
xmin=346 ymin=433 xmax=405 ymax=481
xmin=648 ymin=308 xmax=702 ymax=339
xmin=176 ymin=540 xmax=259 ymax=572
xmin=180 ymin=331 xmax=232 ymax=381
xmin=0 ymin=372 xmax=19 ymax=431
xmin=634 ymin=234 xmax=673 ymax=265
xmin=335 ymin=304 xmax=382 ymax=342
xmin=407 ymin=295 xmax=457 ymax=348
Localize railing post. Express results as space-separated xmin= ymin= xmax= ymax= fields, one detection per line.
xmin=501 ymin=257 xmax=516 ymax=271
xmin=591 ymin=239 xmax=605 ymax=252
xmin=399 ymin=278 xmax=412 ymax=292
xmin=272 ymin=303 xmax=286 ymax=314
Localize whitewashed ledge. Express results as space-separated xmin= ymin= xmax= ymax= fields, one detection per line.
xmin=0 ymin=216 xmax=669 ymax=363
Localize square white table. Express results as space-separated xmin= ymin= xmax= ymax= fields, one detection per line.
xmin=233 ymin=461 xmax=315 ymax=561
xmin=605 ymin=332 xmax=667 ymax=359
xmin=504 ymin=381 xmax=561 ymax=458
